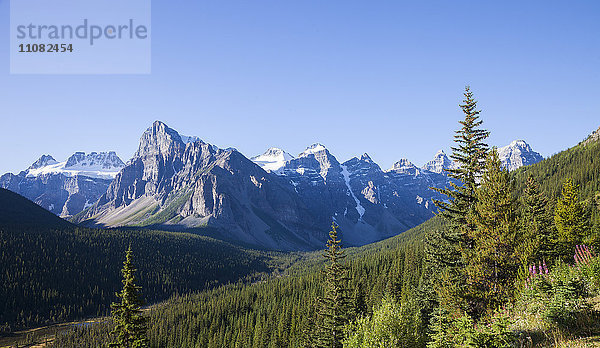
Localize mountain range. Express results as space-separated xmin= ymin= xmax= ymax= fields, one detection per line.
xmin=0 ymin=152 xmax=124 ymax=217
xmin=1 ymin=121 xmax=544 ymax=250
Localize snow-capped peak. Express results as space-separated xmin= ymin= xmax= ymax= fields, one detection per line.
xmin=389 ymin=158 xmax=418 ymax=174
xmin=26 ymin=151 xmax=125 ymax=179
xmin=422 ymin=149 xmax=458 ymax=174
xmin=299 ymin=143 xmax=327 ymax=157
xmin=28 ymin=155 xmax=58 ymax=170
xmin=505 ymin=140 xmax=530 ymax=150
xmin=497 ymin=140 xmax=543 ymax=171
xmin=252 ymin=147 xmax=294 ymax=173
xmin=65 ymin=151 xmax=125 ymax=170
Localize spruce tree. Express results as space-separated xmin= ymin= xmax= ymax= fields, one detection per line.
xmin=423 ymin=87 xmax=489 ymax=313
xmin=315 ymin=223 xmax=352 ymax=348
xmin=466 ymin=149 xmax=519 ymax=316
xmin=428 ymin=86 xmax=490 ymax=269
xmin=110 ymin=245 xmax=148 ymax=348
xmin=554 ymin=179 xmax=591 ymax=259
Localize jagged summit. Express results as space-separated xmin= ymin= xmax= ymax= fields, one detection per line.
xmin=28 ymin=155 xmax=58 ymax=170
xmin=389 ymin=158 xmax=417 ymax=173
xmin=25 ymin=151 xmax=125 ymax=179
xmin=135 ymin=121 xmax=187 ymax=158
xmin=251 ymin=147 xmax=294 ymax=172
xmin=360 ymin=153 xmax=373 ymax=163
xmin=422 ymin=149 xmax=458 ymax=174
xmin=299 ymin=143 xmax=327 ymax=157
xmin=65 ymin=151 xmax=124 ymax=170
xmin=3 ymin=151 xmax=125 ymax=217
xmin=497 ymin=140 xmax=543 ymax=171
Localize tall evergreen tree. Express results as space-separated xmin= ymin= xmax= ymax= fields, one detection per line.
xmin=315 ymin=223 xmax=352 ymax=348
xmin=428 ymin=86 xmax=490 ymax=269
xmin=423 ymin=87 xmax=490 ymax=314
xmin=466 ymin=149 xmax=519 ymax=316
xmin=554 ymin=179 xmax=591 ymax=259
xmin=110 ymin=245 xmax=148 ymax=348
xmin=520 ymin=175 xmax=554 ymax=262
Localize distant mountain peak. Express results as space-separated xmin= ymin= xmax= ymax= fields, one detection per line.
xmin=261 ymin=147 xmax=289 ymax=157
xmin=497 ymin=140 xmax=543 ymax=171
xmin=422 ymin=149 xmax=457 ymax=174
xmin=28 ymin=155 xmax=58 ymax=170
xmin=390 ymin=158 xmax=417 ymax=173
xmin=25 ymin=151 xmax=125 ymax=179
xmin=252 ymin=147 xmax=294 ymax=173
xmin=65 ymin=151 xmax=125 ymax=169
xmin=299 ymin=143 xmax=327 ymax=157
xmin=136 ymin=121 xmax=185 ymax=158
xmin=507 ymin=139 xmax=530 ymax=149
xmin=360 ymin=153 xmax=373 ymax=162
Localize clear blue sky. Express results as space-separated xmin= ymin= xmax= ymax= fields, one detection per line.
xmin=1 ymin=0 xmax=599 ymax=174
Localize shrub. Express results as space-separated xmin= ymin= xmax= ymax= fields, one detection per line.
xmin=520 ymin=256 xmax=597 ymax=334
xmin=427 ymin=308 xmax=516 ymax=348
xmin=344 ymin=296 xmax=425 ymax=348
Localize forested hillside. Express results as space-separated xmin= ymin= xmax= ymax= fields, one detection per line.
xmin=0 ymin=188 xmax=275 ymax=332
xmin=0 ymin=188 xmax=72 ymax=228
xmin=514 ymin=135 xmax=600 ymax=232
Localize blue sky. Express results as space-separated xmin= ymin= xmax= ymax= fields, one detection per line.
xmin=0 ymin=0 xmax=599 ymax=174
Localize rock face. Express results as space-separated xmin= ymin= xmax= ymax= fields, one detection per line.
xmin=422 ymin=150 xmax=458 ymax=174
xmin=0 ymin=152 xmax=125 ymax=217
xmin=77 ymin=121 xmax=323 ymax=250
xmin=5 ymin=119 xmax=547 ymax=251
xmin=76 ymin=122 xmax=457 ymax=250
xmin=255 ymin=146 xmax=453 ymax=246
xmin=497 ymin=140 xmax=543 ymax=171
xmin=582 ymin=126 xmax=600 ymax=146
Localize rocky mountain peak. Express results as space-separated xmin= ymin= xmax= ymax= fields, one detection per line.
xmin=263 ymin=147 xmax=290 ymax=157
xmin=299 ymin=143 xmax=329 ymax=157
xmin=497 ymin=140 xmax=543 ymax=171
xmin=135 ymin=120 xmax=185 ymax=158
xmin=390 ymin=158 xmax=417 ymax=173
xmin=422 ymin=149 xmax=458 ymax=174
xmin=252 ymin=147 xmax=294 ymax=173
xmin=360 ymin=153 xmax=373 ymax=163
xmin=582 ymin=126 xmax=600 ymax=146
xmin=65 ymin=151 xmax=125 ymax=169
xmin=28 ymin=155 xmax=58 ymax=170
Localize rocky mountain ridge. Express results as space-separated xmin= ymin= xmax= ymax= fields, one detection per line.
xmin=2 ymin=120 xmax=547 ymax=250
xmin=0 ymin=152 xmax=125 ymax=217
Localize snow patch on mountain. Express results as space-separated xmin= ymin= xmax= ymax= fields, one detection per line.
xmin=26 ymin=152 xmax=125 ymax=179
xmin=28 ymin=155 xmax=58 ymax=170
xmin=340 ymin=164 xmax=365 ymax=221
xmin=389 ymin=159 xmax=419 ymax=176
xmin=299 ymin=143 xmax=327 ymax=157
xmin=252 ymin=147 xmax=294 ymax=173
